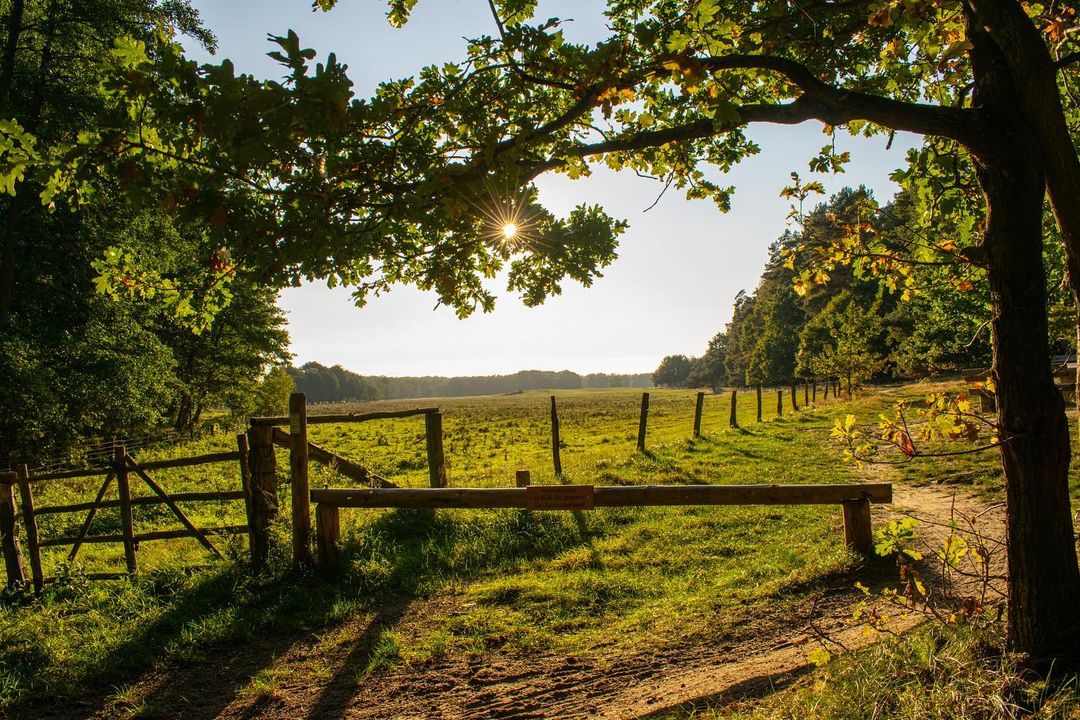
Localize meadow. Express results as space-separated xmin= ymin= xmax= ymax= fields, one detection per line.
xmin=0 ymin=383 xmax=1035 ymax=714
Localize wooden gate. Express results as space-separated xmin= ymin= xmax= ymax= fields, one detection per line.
xmin=1 ymin=438 xmax=255 ymax=592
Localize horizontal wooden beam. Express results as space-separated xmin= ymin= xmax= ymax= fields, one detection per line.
xmin=250 ymin=407 xmax=439 ymax=427
xmin=34 ymin=491 xmax=246 ymax=516
xmin=135 ymin=452 xmax=241 ymax=471
xmin=38 ymin=524 xmax=248 ymax=548
xmin=310 ymin=483 xmax=893 ymax=510
xmin=270 ymin=428 xmax=396 ymax=488
xmin=27 ymin=451 xmax=241 ymax=481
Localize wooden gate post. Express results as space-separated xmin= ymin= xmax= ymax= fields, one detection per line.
xmin=16 ymin=466 xmax=42 ymax=593
xmin=315 ymin=503 xmax=340 ymax=568
xmin=776 ymin=388 xmax=783 ymax=417
xmin=729 ymin=389 xmax=738 ymax=428
xmin=550 ymin=396 xmax=563 ymax=476
xmin=693 ymin=391 xmax=705 ymax=438
xmin=289 ymin=392 xmax=312 ymax=566
xmin=790 ymin=382 xmax=800 ymax=412
xmin=247 ymin=423 xmax=278 ymax=569
xmin=756 ymin=383 xmax=762 ymax=422
xmin=515 ymin=469 xmax=531 ymax=487
xmin=0 ymin=472 xmax=26 ymax=587
xmin=115 ymin=445 xmax=138 ymax=576
xmin=425 ymin=411 xmax=447 ymax=488
xmin=842 ymin=499 xmax=874 ymax=556
xmin=236 ymin=433 xmax=256 ymax=560
xmin=637 ymin=392 xmax=650 ymax=452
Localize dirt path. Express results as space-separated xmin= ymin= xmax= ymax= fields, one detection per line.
xmin=22 ymin=480 xmax=1005 ymax=720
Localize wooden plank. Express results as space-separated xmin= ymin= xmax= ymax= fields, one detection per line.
xmin=290 ymin=392 xmax=312 ymax=566
xmin=37 ymin=491 xmax=246 ymax=516
xmin=637 ymin=392 xmax=649 ymax=452
xmin=693 ymin=392 xmax=704 ymax=438
xmin=67 ymin=471 xmax=114 ymax=564
xmin=301 ymin=435 xmax=396 ymax=488
xmin=843 ymin=498 xmax=874 ymax=555
xmin=315 ymin=504 xmax=341 ymax=567
xmin=126 ymin=458 xmax=225 ymax=560
xmin=247 ymin=425 xmax=278 ymax=569
xmin=134 ymin=451 xmax=241 ymax=472
xmin=550 ymin=396 xmax=562 ymax=476
xmin=30 ymin=466 xmax=112 ymax=481
xmin=237 ymin=433 xmax=255 ymax=557
xmin=115 ymin=446 xmax=137 ymax=575
xmin=40 ymin=525 xmax=249 ymax=548
xmin=251 ymin=407 xmax=439 ymax=426
xmin=515 ymin=470 xmax=531 ymax=487
xmin=17 ymin=466 xmax=43 ymax=593
xmin=425 ymin=411 xmax=446 ymax=488
xmin=0 ymin=473 xmax=26 ymax=587
xmin=311 ymin=483 xmax=894 ymax=509
xmin=776 ymin=388 xmax=783 ymax=416
xmin=526 ymin=485 xmax=594 ymax=510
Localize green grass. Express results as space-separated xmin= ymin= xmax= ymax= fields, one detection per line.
xmin=0 ymin=383 xmax=1074 ymax=713
xmin=677 ymin=623 xmax=1080 ymax=720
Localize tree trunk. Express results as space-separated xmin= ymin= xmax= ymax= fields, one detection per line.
xmin=978 ymin=145 xmax=1080 ymax=660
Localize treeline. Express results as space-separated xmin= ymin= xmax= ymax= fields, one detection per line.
xmin=654 ymin=187 xmax=1074 ymax=393
xmin=289 ymin=363 xmax=652 ymax=403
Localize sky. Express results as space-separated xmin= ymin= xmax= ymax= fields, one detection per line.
xmin=183 ymin=0 xmax=919 ymax=376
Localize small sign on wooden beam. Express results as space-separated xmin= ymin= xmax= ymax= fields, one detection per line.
xmin=526 ymin=485 xmax=595 ymax=511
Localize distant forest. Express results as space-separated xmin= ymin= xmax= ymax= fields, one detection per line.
xmin=288 ymin=363 xmax=653 ymax=403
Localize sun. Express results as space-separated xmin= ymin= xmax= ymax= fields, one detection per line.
xmin=501 ymin=222 xmax=518 ymax=240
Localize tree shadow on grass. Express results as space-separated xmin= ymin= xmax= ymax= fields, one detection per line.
xmin=10 ymin=503 xmax=601 ymax=719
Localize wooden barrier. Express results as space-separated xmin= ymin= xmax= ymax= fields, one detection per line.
xmin=247 ymin=424 xmax=278 ymax=569
xmin=516 ymin=470 xmax=531 ymax=487
xmin=289 ymin=393 xmax=312 ymax=566
xmin=550 ymin=396 xmax=563 ymax=476
xmin=637 ymin=392 xmax=649 ymax=452
xmin=425 ymin=412 xmax=446 ymax=488
xmin=756 ymin=383 xmax=762 ymax=422
xmin=311 ymin=482 xmax=892 ymax=566
xmin=251 ymin=407 xmax=438 ymax=426
xmin=693 ymin=392 xmax=705 ymax=438
xmin=0 ymin=473 xmax=25 ymax=587
xmin=17 ymin=466 xmax=43 ymax=594
xmin=729 ymin=389 xmax=738 ymax=428
xmin=115 ymin=446 xmax=138 ymax=575
xmin=776 ymin=389 xmax=783 ymax=416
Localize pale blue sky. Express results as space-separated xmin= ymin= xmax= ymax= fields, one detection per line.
xmin=185 ymin=1 xmax=918 ymax=376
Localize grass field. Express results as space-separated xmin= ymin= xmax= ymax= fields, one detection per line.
xmin=0 ymin=382 xmax=1057 ymax=712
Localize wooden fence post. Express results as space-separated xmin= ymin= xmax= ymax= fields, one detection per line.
xmin=842 ymin=499 xmax=874 ymax=556
xmin=236 ymin=433 xmax=255 ymax=560
xmin=790 ymin=382 xmax=799 ymax=412
xmin=289 ymin=392 xmax=312 ymax=566
xmin=637 ymin=392 xmax=650 ymax=452
xmin=516 ymin=469 xmax=531 ymax=487
xmin=823 ymin=379 xmax=830 ymax=400
xmin=776 ymin=388 xmax=783 ymax=417
xmin=729 ymin=389 xmax=738 ymax=428
xmin=812 ymin=380 xmax=817 ymax=404
xmin=17 ymin=466 xmax=42 ymax=594
xmin=0 ymin=472 xmax=26 ymax=587
xmin=550 ymin=396 xmax=563 ymax=476
xmin=315 ymin=504 xmax=340 ymax=568
xmin=247 ymin=424 xmax=278 ymax=569
xmin=693 ymin=391 xmax=705 ymax=438
xmin=756 ymin=383 xmax=762 ymax=422
xmin=115 ymin=445 xmax=138 ymax=576
xmin=804 ymin=382 xmax=809 ymax=407
xmin=425 ymin=411 xmax=447 ymax=488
